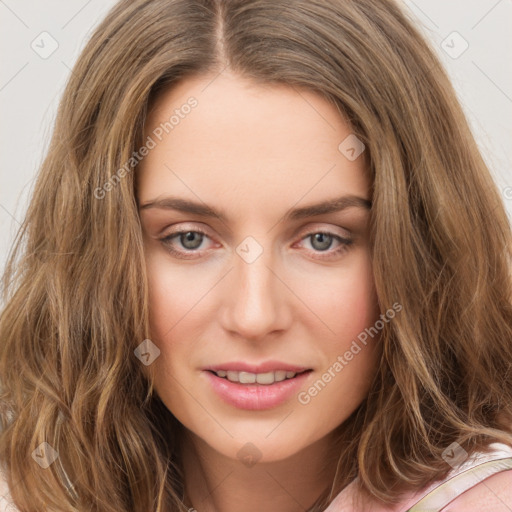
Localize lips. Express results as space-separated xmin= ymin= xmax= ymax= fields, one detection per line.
xmin=204 ymin=361 xmax=310 ymax=374
xmin=204 ymin=361 xmax=311 ymax=385
xmin=202 ymin=361 xmax=313 ymax=410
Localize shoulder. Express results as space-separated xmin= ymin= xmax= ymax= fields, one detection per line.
xmin=407 ymin=441 xmax=512 ymax=511
xmin=441 ymin=469 xmax=512 ymax=511
xmin=325 ymin=441 xmax=512 ymax=512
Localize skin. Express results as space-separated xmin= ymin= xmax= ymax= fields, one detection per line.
xmin=136 ymin=70 xmax=382 ymax=512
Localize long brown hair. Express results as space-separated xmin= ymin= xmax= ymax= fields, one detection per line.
xmin=1 ymin=0 xmax=512 ymax=510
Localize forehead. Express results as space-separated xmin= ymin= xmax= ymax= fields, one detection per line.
xmin=136 ymin=71 xmax=370 ymax=219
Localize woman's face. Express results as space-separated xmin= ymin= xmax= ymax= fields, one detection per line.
xmin=136 ymin=71 xmax=381 ymax=463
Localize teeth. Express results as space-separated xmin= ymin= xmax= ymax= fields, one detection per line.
xmin=214 ymin=370 xmax=299 ymax=384
xmin=256 ymin=372 xmax=275 ymax=384
xmin=238 ymin=371 xmax=256 ymax=384
xmin=274 ymin=370 xmax=287 ymax=382
xmin=226 ymin=371 xmax=239 ymax=382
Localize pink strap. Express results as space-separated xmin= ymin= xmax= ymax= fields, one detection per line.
xmin=407 ymin=443 xmax=512 ymax=511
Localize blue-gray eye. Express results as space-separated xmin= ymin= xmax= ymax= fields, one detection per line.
xmin=309 ymin=233 xmax=335 ymax=251
xmin=179 ymin=231 xmax=204 ymax=250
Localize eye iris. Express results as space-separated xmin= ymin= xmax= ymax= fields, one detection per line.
xmin=311 ymin=233 xmax=333 ymax=251
xmin=181 ymin=231 xmax=203 ymax=250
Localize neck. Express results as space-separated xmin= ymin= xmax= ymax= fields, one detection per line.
xmin=180 ymin=430 xmax=340 ymax=512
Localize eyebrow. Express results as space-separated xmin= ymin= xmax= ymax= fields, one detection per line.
xmin=139 ymin=194 xmax=372 ymax=222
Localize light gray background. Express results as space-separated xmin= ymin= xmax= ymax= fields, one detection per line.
xmin=1 ymin=0 xmax=511 ymax=275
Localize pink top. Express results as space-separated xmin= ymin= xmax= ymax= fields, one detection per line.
xmin=1 ymin=443 xmax=511 ymax=511
xmin=324 ymin=442 xmax=512 ymax=511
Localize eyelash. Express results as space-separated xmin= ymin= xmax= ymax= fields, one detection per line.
xmin=159 ymin=227 xmax=354 ymax=261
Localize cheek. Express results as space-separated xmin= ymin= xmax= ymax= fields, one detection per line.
xmin=144 ymin=249 xmax=213 ymax=340
xmin=293 ymin=254 xmax=381 ymax=410
xmin=146 ymin=254 xmax=176 ymax=339
xmin=300 ymin=252 xmax=379 ymax=342
xmin=144 ymin=257 xmax=197 ymax=409
xmin=144 ymin=251 xmax=222 ymax=393
xmin=341 ymin=260 xmax=379 ymax=336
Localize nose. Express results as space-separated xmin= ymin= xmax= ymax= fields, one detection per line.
xmin=219 ymin=241 xmax=292 ymax=341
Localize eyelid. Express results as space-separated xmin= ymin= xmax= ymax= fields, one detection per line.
xmin=161 ymin=223 xmax=212 ymax=240
xmin=295 ymin=222 xmax=352 ymax=239
xmin=162 ymin=222 xmax=351 ymax=242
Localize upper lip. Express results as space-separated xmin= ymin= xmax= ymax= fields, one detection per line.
xmin=204 ymin=361 xmax=311 ymax=373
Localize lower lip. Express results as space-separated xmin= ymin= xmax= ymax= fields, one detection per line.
xmin=203 ymin=370 xmax=312 ymax=410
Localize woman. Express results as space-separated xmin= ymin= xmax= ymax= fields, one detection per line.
xmin=1 ymin=0 xmax=511 ymax=510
